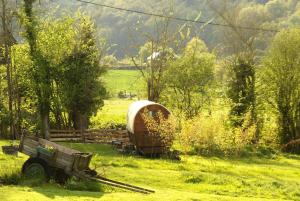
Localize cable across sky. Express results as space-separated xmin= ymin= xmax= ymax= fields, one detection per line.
xmin=74 ymin=0 xmax=279 ymax=33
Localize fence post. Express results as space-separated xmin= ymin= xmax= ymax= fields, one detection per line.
xmin=81 ymin=129 xmax=85 ymax=143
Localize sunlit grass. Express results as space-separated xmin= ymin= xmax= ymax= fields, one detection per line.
xmin=91 ymin=69 xmax=148 ymax=128
xmin=90 ymin=99 xmax=135 ymax=128
xmin=1 ymin=140 xmax=299 ymax=201
xmin=103 ymin=70 xmax=146 ymax=98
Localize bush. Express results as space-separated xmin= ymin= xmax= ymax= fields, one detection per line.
xmin=259 ymin=115 xmax=280 ymax=150
xmin=90 ymin=112 xmax=127 ymax=129
xmin=179 ymin=112 xmax=256 ymax=156
xmin=142 ymin=109 xmax=177 ymax=151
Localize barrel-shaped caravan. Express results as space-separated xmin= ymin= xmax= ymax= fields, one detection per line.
xmin=127 ymin=100 xmax=170 ymax=155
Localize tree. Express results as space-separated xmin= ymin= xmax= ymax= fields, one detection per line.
xmin=60 ymin=15 xmax=106 ymax=130
xmin=11 ymin=10 xmax=106 ymax=132
xmin=134 ymin=41 xmax=175 ymax=102
xmin=36 ymin=15 xmax=76 ymax=129
xmin=0 ymin=0 xmax=17 ymax=138
xmin=131 ymin=0 xmax=185 ymax=102
xmin=102 ymin=55 xmax=117 ymax=68
xmin=262 ymin=28 xmax=300 ymax=145
xmin=226 ymin=54 xmax=255 ymax=127
xmin=208 ymin=1 xmax=269 ymax=141
xmin=164 ymin=37 xmax=215 ymax=118
xmin=22 ymin=0 xmax=51 ymax=138
xmin=266 ymin=0 xmax=287 ymax=19
xmin=10 ymin=43 xmax=35 ymax=134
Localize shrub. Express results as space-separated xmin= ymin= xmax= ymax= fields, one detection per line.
xmin=142 ymin=109 xmax=177 ymax=151
xmin=259 ymin=115 xmax=280 ymax=150
xmin=179 ymin=111 xmax=256 ymax=156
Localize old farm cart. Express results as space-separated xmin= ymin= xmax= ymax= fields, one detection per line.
xmin=19 ymin=135 xmax=154 ymax=194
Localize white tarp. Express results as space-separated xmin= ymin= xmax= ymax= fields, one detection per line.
xmin=127 ymin=100 xmax=170 ymax=133
xmin=127 ymin=100 xmax=154 ymax=133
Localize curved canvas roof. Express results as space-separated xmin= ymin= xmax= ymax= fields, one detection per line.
xmin=127 ymin=100 xmax=168 ymax=133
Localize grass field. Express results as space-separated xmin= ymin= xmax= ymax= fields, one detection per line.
xmin=90 ymin=99 xmax=134 ymax=128
xmin=92 ymin=69 xmax=147 ymax=128
xmin=1 ymin=140 xmax=300 ymax=201
xmin=1 ymin=70 xmax=300 ymax=200
xmin=103 ymin=70 xmax=146 ymax=98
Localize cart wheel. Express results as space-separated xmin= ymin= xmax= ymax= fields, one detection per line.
xmin=22 ymin=158 xmax=50 ymax=183
xmin=54 ymin=169 xmax=70 ymax=184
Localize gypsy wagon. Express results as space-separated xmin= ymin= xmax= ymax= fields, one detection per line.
xmin=127 ymin=100 xmax=170 ymax=155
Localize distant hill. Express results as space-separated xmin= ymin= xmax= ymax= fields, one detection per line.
xmin=42 ymin=0 xmax=300 ymax=58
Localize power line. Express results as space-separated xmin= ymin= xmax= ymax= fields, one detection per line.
xmin=74 ymin=0 xmax=278 ymax=33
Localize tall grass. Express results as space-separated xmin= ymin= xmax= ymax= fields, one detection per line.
xmin=90 ymin=99 xmax=132 ymax=129
xmin=0 ymin=158 xmax=22 ymax=185
xmin=179 ymin=111 xmax=256 ymax=156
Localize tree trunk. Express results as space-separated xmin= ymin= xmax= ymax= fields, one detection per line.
xmin=23 ymin=0 xmax=51 ymax=139
xmin=72 ymin=110 xmax=88 ymax=130
xmin=41 ymin=114 xmax=50 ymax=139
xmin=1 ymin=0 xmax=14 ymax=139
xmin=147 ymin=79 xmax=160 ymax=102
xmin=16 ymin=92 xmax=21 ymax=137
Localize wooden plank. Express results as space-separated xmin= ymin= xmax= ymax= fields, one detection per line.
xmin=50 ymin=129 xmax=81 ymax=133
xmin=56 ymin=158 xmax=73 ymax=169
xmin=50 ymin=133 xmax=83 ymax=136
xmin=23 ymin=149 xmax=37 ymax=157
xmin=50 ymin=138 xmax=82 ymax=142
xmin=23 ymin=145 xmax=37 ymax=156
xmin=39 ymin=138 xmax=80 ymax=154
xmin=50 ymin=134 xmax=82 ymax=137
xmin=23 ymin=140 xmax=38 ymax=150
xmin=48 ymin=129 xmax=129 ymax=144
xmin=56 ymin=156 xmax=74 ymax=166
xmin=56 ymin=151 xmax=75 ymax=161
xmin=23 ymin=138 xmax=39 ymax=147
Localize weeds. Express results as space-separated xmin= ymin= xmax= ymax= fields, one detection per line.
xmin=183 ymin=173 xmax=204 ymax=184
xmin=65 ymin=177 xmax=103 ymax=192
xmin=179 ymin=112 xmax=256 ymax=156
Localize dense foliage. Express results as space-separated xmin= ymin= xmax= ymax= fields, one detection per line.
xmin=164 ymin=37 xmax=215 ymax=118
xmin=0 ymin=3 xmax=107 ymax=136
xmin=262 ymin=28 xmax=300 ymax=145
xmin=59 ymin=15 xmax=107 ymax=129
xmin=47 ymin=0 xmax=300 ymax=58
xmin=0 ymin=0 xmax=300 ymax=154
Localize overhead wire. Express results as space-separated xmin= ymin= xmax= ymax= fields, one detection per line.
xmin=73 ymin=0 xmax=279 ymax=33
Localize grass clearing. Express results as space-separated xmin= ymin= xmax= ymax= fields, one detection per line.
xmin=90 ymin=99 xmax=135 ymax=128
xmin=1 ymin=140 xmax=300 ymax=201
xmin=91 ymin=69 xmax=147 ymax=128
xmin=103 ymin=70 xmax=146 ymax=98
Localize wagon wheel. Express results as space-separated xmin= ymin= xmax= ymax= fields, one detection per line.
xmin=22 ymin=158 xmax=50 ymax=183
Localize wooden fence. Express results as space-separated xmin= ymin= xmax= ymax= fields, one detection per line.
xmin=49 ymin=129 xmax=129 ymax=144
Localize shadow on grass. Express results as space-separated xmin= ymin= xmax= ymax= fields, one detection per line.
xmin=63 ymin=142 xmax=300 ymax=171
xmin=23 ymin=183 xmax=104 ymax=199
xmin=1 ymin=179 xmax=106 ymax=199
xmin=281 ymin=153 xmax=300 ymax=160
xmin=0 ymin=165 xmax=105 ymax=200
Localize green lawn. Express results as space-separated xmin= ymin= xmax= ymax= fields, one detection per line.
xmin=103 ymin=70 xmax=146 ymax=98
xmin=92 ymin=69 xmax=147 ymax=128
xmin=1 ymin=140 xmax=300 ymax=201
xmin=90 ymin=99 xmax=135 ymax=128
